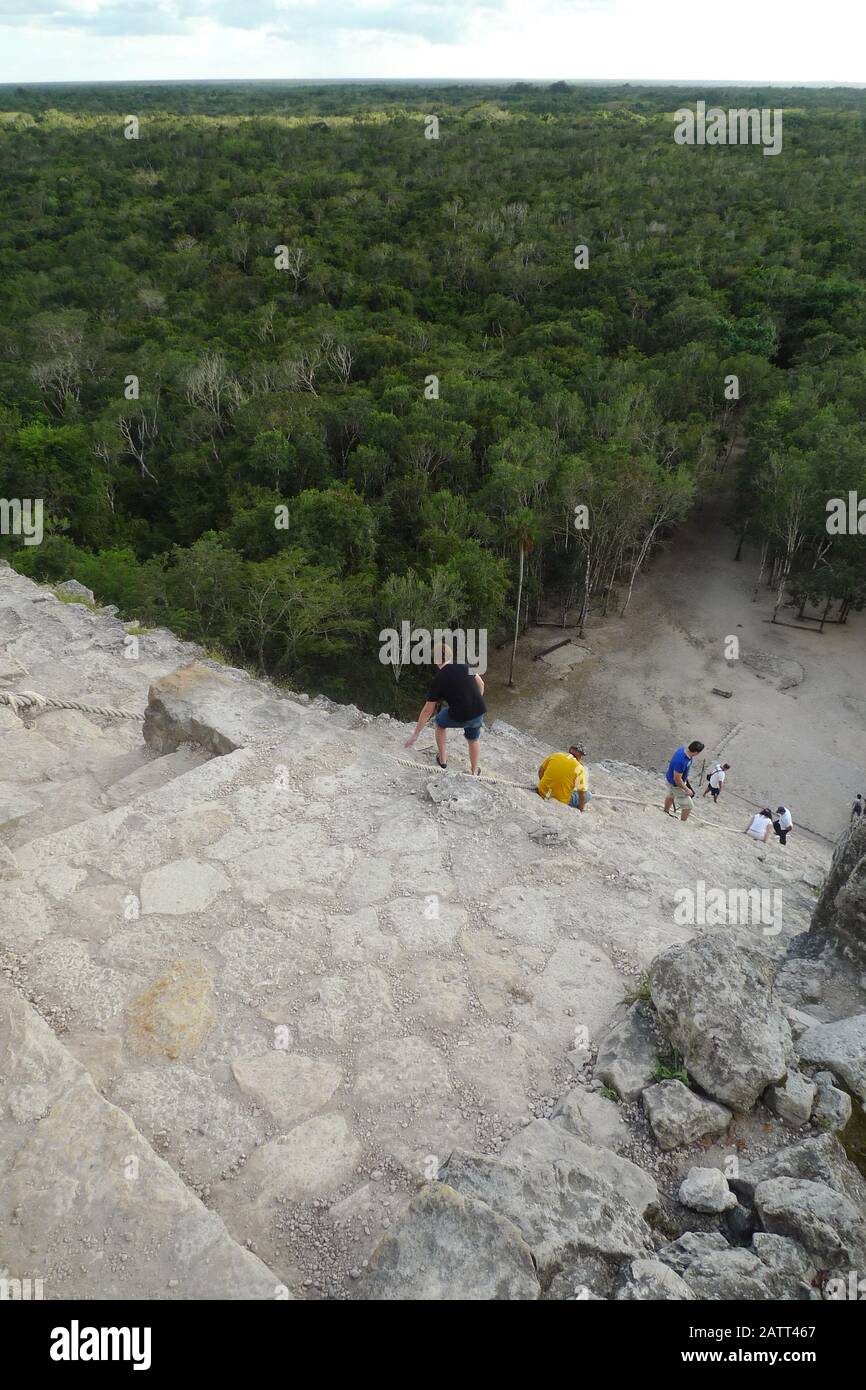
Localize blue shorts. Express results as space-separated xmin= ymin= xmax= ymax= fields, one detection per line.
xmin=434 ymin=710 xmax=484 ymax=742
xmin=569 ymin=789 xmax=592 ymax=807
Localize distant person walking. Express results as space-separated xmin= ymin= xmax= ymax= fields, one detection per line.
xmin=537 ymin=743 xmax=591 ymax=811
xmin=703 ymin=762 xmax=731 ymax=803
xmin=405 ymin=644 xmax=486 ymax=776
xmin=745 ymin=807 xmax=774 ymax=843
xmin=664 ymin=740 xmax=704 ymax=822
xmin=773 ymin=805 xmax=793 ymax=846
xmin=852 ymin=794 xmax=863 ymax=822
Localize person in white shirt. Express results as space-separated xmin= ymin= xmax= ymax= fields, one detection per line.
xmin=745 ymin=808 xmax=774 ymax=842
xmin=773 ymin=805 xmax=793 ymax=846
xmin=702 ymin=762 xmax=731 ymax=803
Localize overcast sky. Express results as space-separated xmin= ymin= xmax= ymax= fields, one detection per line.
xmin=1 ymin=0 xmax=863 ymax=85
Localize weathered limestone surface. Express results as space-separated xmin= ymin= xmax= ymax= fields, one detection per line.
xmin=0 ymin=980 xmax=284 ymax=1300
xmin=595 ymin=1001 xmax=662 ymax=1101
xmin=642 ymin=1080 xmax=731 ymax=1151
xmin=678 ymin=1166 xmax=737 ymax=1214
xmin=797 ymin=1016 xmax=866 ymax=1105
xmin=764 ymin=1070 xmax=817 ymax=1127
xmin=144 ymin=660 xmax=304 ymax=756
xmin=649 ymin=933 xmax=793 ymax=1109
xmin=443 ymin=1145 xmax=655 ymax=1288
xmin=354 ymin=1184 xmax=541 ymax=1301
xmin=810 ymin=817 xmax=866 ymax=961
xmin=754 ymin=1178 xmax=866 ymax=1269
xmin=0 ymin=567 xmax=849 ymax=1300
xmin=731 ymin=1133 xmax=866 ymax=1211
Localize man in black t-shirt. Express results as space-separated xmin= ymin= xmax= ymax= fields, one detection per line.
xmin=404 ymin=644 xmax=487 ymax=776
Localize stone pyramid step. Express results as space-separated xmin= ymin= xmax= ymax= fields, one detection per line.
xmin=101 ymin=745 xmax=211 ymax=809
xmin=0 ymin=748 xmax=212 ymax=850
xmin=0 ymin=978 xmax=287 ymax=1300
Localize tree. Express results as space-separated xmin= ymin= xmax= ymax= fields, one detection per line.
xmin=241 ymin=547 xmax=368 ymax=676
xmin=377 ymin=567 xmax=465 ymax=687
xmin=486 ymin=426 xmax=556 ymax=681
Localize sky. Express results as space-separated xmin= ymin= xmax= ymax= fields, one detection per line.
xmin=0 ymin=0 xmax=863 ymax=86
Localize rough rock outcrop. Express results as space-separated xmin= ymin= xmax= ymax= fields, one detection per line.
xmin=754 ymin=1178 xmax=866 ymax=1269
xmin=764 ymin=1070 xmax=816 ymax=1127
xmin=730 ymin=1133 xmax=866 ymax=1211
xmin=614 ymin=1258 xmax=694 ymax=1300
xmin=144 ymin=660 xmax=301 ymax=755
xmin=649 ymin=933 xmax=793 ymax=1109
xmin=659 ymin=1231 xmax=816 ymax=1301
xmin=679 ymin=1167 xmax=737 ymax=1214
xmin=642 ymin=1080 xmax=731 ymax=1151
xmin=55 ymin=578 xmax=95 ymax=603
xmin=678 ymin=1248 xmax=775 ymax=1301
xmin=811 ymin=1072 xmax=853 ymax=1132
xmin=551 ymin=1086 xmax=628 ymax=1151
xmin=797 ymin=1015 xmax=866 ymax=1105
xmin=810 ymin=817 xmax=866 ymax=962
xmin=443 ymin=1145 xmax=654 ymax=1290
xmin=500 ymin=1119 xmax=658 ymax=1216
xmin=355 ymin=1183 xmax=541 ymax=1300
xmin=594 ymin=1001 xmax=661 ymax=1101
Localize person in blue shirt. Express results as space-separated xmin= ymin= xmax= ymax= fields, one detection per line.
xmin=664 ymin=740 xmax=705 ymax=822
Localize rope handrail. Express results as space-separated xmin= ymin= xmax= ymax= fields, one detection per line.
xmin=0 ymin=690 xmax=144 ymax=722
xmin=0 ymin=686 xmax=824 ymax=843
xmin=394 ymin=756 xmax=762 ymax=837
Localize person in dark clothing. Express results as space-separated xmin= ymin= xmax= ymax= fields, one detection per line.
xmin=404 ymin=644 xmax=486 ymax=775
xmin=852 ymin=794 xmax=863 ymax=822
xmin=772 ymin=805 xmax=793 ymax=846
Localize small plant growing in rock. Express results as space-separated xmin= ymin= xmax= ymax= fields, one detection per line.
xmin=599 ymin=1086 xmax=620 ymax=1103
xmin=654 ymin=1048 xmax=689 ymax=1085
xmin=622 ymin=972 xmax=651 ymax=1004
xmin=53 ymin=589 xmax=99 ymax=611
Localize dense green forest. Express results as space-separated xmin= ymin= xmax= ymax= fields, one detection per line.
xmin=1 ymin=81 xmax=864 ymax=709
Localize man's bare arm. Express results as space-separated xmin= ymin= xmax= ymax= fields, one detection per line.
xmin=405 ymin=700 xmax=437 ymax=747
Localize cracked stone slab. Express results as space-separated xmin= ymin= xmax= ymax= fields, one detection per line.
xmin=231 ymin=1052 xmax=342 ymax=1130
xmin=224 ymin=1113 xmax=362 ymax=1204
xmin=140 ymin=857 xmax=231 ymax=915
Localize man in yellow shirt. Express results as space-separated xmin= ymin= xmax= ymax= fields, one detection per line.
xmin=537 ymin=743 xmax=590 ymax=811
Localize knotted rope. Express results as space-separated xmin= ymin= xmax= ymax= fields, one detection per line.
xmin=0 ymin=690 xmax=144 ymax=722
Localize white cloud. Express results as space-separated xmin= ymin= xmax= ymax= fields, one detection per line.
xmin=0 ymin=0 xmax=863 ymax=83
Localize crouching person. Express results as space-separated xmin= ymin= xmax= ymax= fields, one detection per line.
xmin=537 ymin=743 xmax=591 ymax=811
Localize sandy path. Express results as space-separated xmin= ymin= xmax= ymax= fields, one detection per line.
xmin=486 ymin=477 xmax=866 ymax=843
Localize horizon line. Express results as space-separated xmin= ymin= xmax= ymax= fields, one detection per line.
xmin=2 ymin=77 xmax=864 ymax=89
